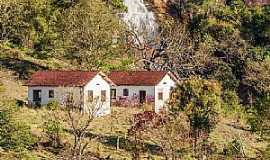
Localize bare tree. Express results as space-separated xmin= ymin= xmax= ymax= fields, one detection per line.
xmin=127 ymin=23 xmax=212 ymax=79
xmin=61 ymin=94 xmax=104 ymax=160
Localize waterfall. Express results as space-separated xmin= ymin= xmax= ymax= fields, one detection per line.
xmin=122 ymin=0 xmax=158 ymax=41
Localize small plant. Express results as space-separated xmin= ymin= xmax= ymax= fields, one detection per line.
xmin=42 ymin=101 xmax=63 ymax=149
xmin=0 ymin=81 xmax=5 ymax=93
xmin=111 ymin=0 xmax=127 ymax=11
xmin=47 ymin=101 xmax=60 ymax=111
xmin=43 ymin=119 xmax=63 ymax=149
xmin=223 ymin=138 xmax=246 ymax=158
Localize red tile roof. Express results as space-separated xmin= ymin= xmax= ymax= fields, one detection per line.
xmin=108 ymin=71 xmax=168 ymax=86
xmin=26 ymin=71 xmax=98 ymax=87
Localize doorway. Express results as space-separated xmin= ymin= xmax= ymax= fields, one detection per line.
xmin=33 ymin=90 xmax=41 ymax=106
xmin=139 ymin=90 xmax=146 ymax=104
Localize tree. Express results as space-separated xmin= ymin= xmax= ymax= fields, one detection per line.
xmin=59 ymin=0 xmax=128 ymax=69
xmin=42 ymin=101 xmax=64 ymax=149
xmin=247 ymin=93 xmax=270 ymax=158
xmin=145 ymin=113 xmax=191 ymax=160
xmin=128 ymin=111 xmax=191 ymax=160
xmin=60 ymin=94 xmax=104 ymax=160
xmin=242 ymin=59 xmax=270 ymax=96
xmin=169 ymin=77 xmax=222 ymax=157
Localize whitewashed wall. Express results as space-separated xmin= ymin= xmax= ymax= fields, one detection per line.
xmin=154 ymin=74 xmax=176 ymax=112
xmin=28 ymin=74 xmax=111 ymax=116
xmin=83 ymin=74 xmax=111 ymax=116
xmin=28 ymin=86 xmax=82 ymax=106
xmin=112 ymin=86 xmax=155 ymax=101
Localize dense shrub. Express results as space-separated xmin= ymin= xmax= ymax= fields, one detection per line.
xmin=43 ymin=119 xmax=63 ymax=148
xmin=0 ymin=101 xmax=37 ymax=151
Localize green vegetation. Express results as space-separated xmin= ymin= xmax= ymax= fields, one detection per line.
xmin=0 ymin=0 xmax=132 ymax=78
xmin=0 ymin=100 xmax=37 ymax=158
xmin=0 ymin=0 xmax=269 ymax=159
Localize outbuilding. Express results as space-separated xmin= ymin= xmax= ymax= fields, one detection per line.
xmin=25 ymin=70 xmax=114 ymax=116
xmin=108 ymin=71 xmax=177 ymax=112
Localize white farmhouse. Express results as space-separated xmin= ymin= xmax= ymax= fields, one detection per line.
xmin=25 ymin=71 xmax=114 ymax=116
xmin=108 ymin=71 xmax=177 ymax=113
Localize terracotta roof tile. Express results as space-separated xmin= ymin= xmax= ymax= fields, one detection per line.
xmin=26 ymin=71 xmax=98 ymax=87
xmin=108 ymin=71 xmax=168 ymax=86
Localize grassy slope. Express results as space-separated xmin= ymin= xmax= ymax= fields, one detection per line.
xmin=0 ymin=62 xmax=267 ymax=159
xmin=0 ymin=70 xmax=27 ymax=101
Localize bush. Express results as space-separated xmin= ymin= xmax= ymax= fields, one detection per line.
xmin=223 ymin=138 xmax=245 ymax=158
xmin=111 ymin=0 xmax=127 ymax=10
xmin=43 ymin=119 xmax=63 ymax=149
xmin=221 ymin=90 xmax=244 ymax=119
xmin=0 ymin=102 xmax=37 ymax=151
xmin=47 ymin=101 xmax=60 ymax=111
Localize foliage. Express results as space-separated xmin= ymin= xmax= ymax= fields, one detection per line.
xmin=248 ymin=94 xmax=270 ymax=136
xmin=0 ymin=0 xmax=131 ymax=69
xmin=59 ymin=0 xmax=128 ymax=69
xmin=143 ymin=0 xmax=270 ymax=105
xmin=110 ymin=0 xmax=127 ymax=10
xmin=142 ymin=113 xmax=191 ymax=160
xmin=221 ymin=90 xmax=244 ymax=118
xmin=247 ymin=93 xmax=270 ymax=158
xmin=0 ymin=101 xmax=37 ymax=152
xmin=47 ymin=100 xmax=60 ymax=111
xmin=169 ymin=77 xmax=222 ymax=155
xmin=243 ymin=59 xmax=270 ymax=95
xmin=170 ymin=78 xmax=222 ymax=131
xmin=223 ymin=138 xmax=246 ymax=158
xmin=42 ymin=103 xmax=63 ymax=149
xmin=43 ymin=119 xmax=63 ymax=149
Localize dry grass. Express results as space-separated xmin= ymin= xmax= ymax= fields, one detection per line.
xmin=0 ymin=70 xmax=267 ymax=159
xmin=210 ymin=117 xmax=267 ymax=158
xmin=0 ymin=70 xmax=27 ymax=101
xmin=12 ymin=106 xmax=144 ymax=159
xmin=10 ymin=105 xmax=266 ymax=159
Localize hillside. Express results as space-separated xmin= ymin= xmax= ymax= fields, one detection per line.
xmin=0 ymin=0 xmax=269 ymax=159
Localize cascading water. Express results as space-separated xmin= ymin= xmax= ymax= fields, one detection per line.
xmin=122 ymin=0 xmax=158 ymax=41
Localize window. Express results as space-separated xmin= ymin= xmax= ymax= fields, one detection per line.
xmin=88 ymin=90 xmax=93 ymax=102
xmin=33 ymin=90 xmax=41 ymax=101
xmin=49 ymin=90 xmax=54 ymax=98
xmin=158 ymin=92 xmax=163 ymax=100
xmin=123 ymin=89 xmax=129 ymax=96
xmin=101 ymin=90 xmax=106 ymax=102
xmin=111 ymin=89 xmax=116 ymax=100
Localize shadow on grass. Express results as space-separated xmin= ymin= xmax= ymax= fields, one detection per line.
xmin=0 ymin=57 xmax=48 ymax=79
xmin=81 ymin=131 xmax=163 ymax=156
xmin=64 ymin=128 xmax=163 ymax=156
xmin=101 ymin=135 xmax=162 ymax=155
